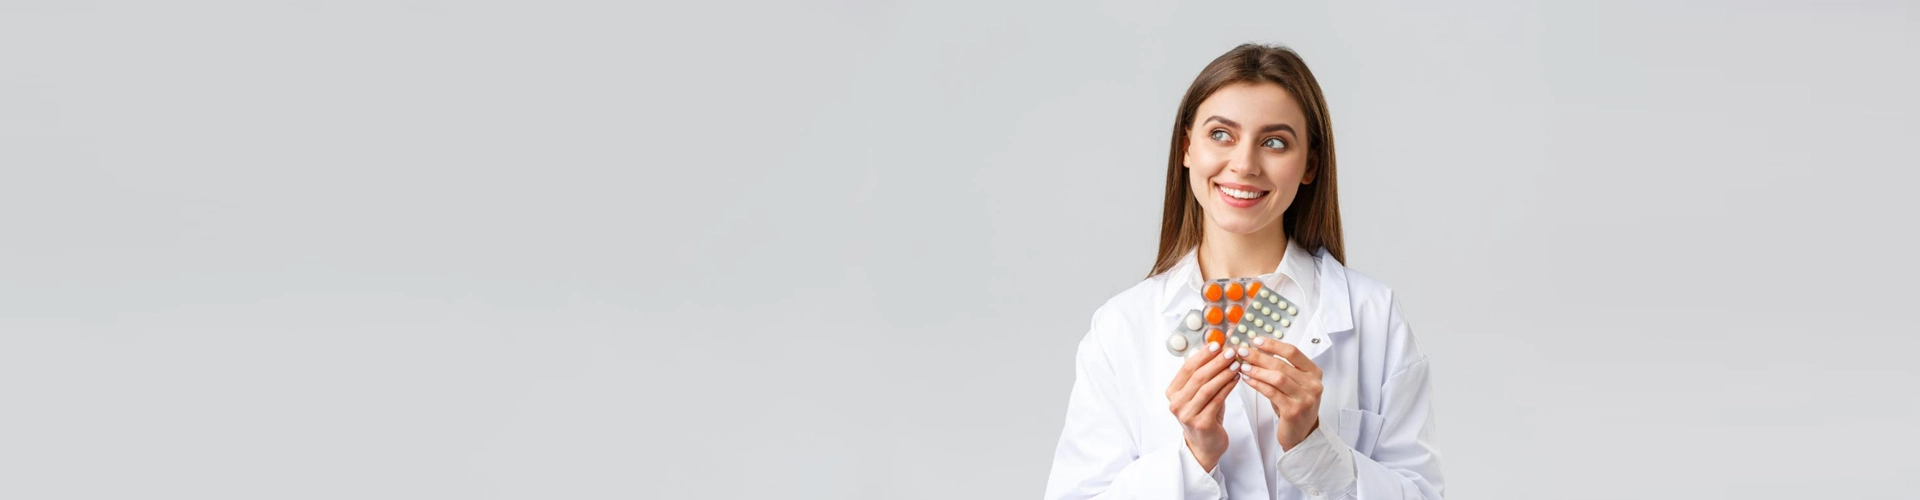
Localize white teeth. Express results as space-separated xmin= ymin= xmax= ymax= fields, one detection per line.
xmin=1219 ymin=185 xmax=1266 ymax=200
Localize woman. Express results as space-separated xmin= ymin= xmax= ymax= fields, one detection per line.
xmin=1044 ymin=44 xmax=1444 ymax=499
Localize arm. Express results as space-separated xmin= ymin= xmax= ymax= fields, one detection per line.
xmin=1044 ymin=317 xmax=1235 ymax=500
xmin=1271 ymin=298 xmax=1445 ymax=499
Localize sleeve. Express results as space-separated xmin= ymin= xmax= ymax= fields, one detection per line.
xmin=1281 ymin=297 xmax=1444 ymax=499
xmin=1043 ymin=314 xmax=1230 ymax=500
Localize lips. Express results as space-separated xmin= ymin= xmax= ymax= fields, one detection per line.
xmin=1214 ymin=181 xmax=1269 ymax=208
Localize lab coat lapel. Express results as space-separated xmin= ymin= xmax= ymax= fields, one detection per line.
xmin=1293 ymin=248 xmax=1354 ymax=361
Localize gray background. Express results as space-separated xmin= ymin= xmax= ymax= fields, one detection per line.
xmin=1 ymin=0 xmax=1915 ymax=498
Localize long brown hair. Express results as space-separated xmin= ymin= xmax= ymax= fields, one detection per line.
xmin=1149 ymin=43 xmax=1344 ymax=277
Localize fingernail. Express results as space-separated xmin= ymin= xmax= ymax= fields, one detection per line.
xmin=1239 ymin=363 xmax=1251 ymax=372
xmin=1220 ymin=349 xmax=1232 ymax=360
xmin=1207 ymin=342 xmax=1220 ymax=352
xmin=1252 ymin=337 xmax=1266 ymax=346
xmin=1237 ymin=346 xmax=1249 ymax=357
xmin=1229 ymin=361 xmax=1240 ymax=371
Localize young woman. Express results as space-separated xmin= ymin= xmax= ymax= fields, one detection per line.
xmin=1044 ymin=44 xmax=1444 ymax=499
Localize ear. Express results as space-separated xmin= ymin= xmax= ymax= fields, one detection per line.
xmin=1301 ymin=157 xmax=1318 ymax=185
xmin=1180 ymin=133 xmax=1195 ymax=169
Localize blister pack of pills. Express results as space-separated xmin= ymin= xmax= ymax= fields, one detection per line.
xmin=1166 ymin=277 xmax=1301 ymax=356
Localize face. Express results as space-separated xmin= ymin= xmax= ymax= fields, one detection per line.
xmin=1183 ymin=82 xmax=1315 ymax=236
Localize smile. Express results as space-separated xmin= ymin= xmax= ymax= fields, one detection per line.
xmin=1214 ymin=182 xmax=1269 ymax=208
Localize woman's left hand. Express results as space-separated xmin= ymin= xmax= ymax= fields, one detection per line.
xmin=1235 ymin=336 xmax=1324 ymax=450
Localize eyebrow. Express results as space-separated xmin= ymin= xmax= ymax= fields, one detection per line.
xmin=1203 ymin=115 xmax=1297 ymax=135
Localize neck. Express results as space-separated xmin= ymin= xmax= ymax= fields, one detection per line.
xmin=1196 ymin=222 xmax=1287 ymax=281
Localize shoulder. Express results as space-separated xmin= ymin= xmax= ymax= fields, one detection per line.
xmin=1073 ymin=272 xmax=1173 ymax=366
xmin=1329 ymin=260 xmax=1429 ymax=375
xmin=1085 ymin=273 xmax=1169 ymax=342
xmin=1340 ymin=264 xmax=1399 ymax=320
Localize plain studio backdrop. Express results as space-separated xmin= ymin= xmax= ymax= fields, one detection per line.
xmin=2 ymin=1 xmax=1915 ymax=498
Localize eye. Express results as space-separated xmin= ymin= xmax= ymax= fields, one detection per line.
xmin=1209 ymin=129 xmax=1231 ymax=142
xmin=1262 ymin=137 xmax=1287 ymax=150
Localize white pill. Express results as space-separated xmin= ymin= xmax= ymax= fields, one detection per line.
xmin=1168 ymin=335 xmax=1188 ymax=351
xmin=1242 ymin=312 xmax=1253 ymax=322
xmin=1260 ymin=306 xmax=1272 ymax=315
xmin=1270 ymin=312 xmax=1281 ymax=321
xmin=1288 ymin=306 xmax=1298 ymax=315
xmin=1254 ymin=318 xmax=1263 ymax=327
xmin=1262 ymin=324 xmax=1273 ymax=333
xmin=1184 ymin=312 xmax=1203 ymax=331
xmin=1280 ymin=318 xmax=1291 ymax=327
xmin=1238 ymin=324 xmax=1248 ymax=333
xmin=1277 ymin=300 xmax=1289 ymax=309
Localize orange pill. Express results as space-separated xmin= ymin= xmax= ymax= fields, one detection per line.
xmin=1206 ymin=329 xmax=1225 ymax=346
xmin=1205 ymin=306 xmax=1223 ymax=324
xmin=1226 ymin=305 xmax=1244 ymax=323
xmin=1226 ymin=282 xmax=1244 ymax=301
xmin=1203 ymin=283 xmax=1223 ymax=302
xmin=1247 ymin=281 xmax=1262 ymax=297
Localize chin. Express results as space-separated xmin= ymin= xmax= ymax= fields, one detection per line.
xmin=1209 ymin=215 xmax=1276 ymax=235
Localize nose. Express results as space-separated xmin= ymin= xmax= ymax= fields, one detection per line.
xmin=1225 ymin=143 xmax=1260 ymax=177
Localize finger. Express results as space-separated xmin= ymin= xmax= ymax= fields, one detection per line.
xmin=1237 ymin=361 xmax=1298 ymax=399
xmin=1182 ymin=365 xmax=1244 ymax=419
xmin=1195 ymin=369 xmax=1237 ymax=420
xmin=1175 ymin=348 xmax=1236 ymax=413
xmin=1238 ymin=339 xmax=1288 ymax=371
xmin=1172 ymin=345 xmax=1236 ymax=407
xmin=1165 ymin=344 xmax=1212 ymax=397
xmin=1240 ymin=370 xmax=1287 ymax=403
xmin=1251 ymin=337 xmax=1320 ymax=375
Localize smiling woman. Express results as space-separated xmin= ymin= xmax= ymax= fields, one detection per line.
xmin=1045 ymin=44 xmax=1444 ymax=500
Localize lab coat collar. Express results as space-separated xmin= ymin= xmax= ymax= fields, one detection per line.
xmin=1157 ymin=243 xmax=1354 ymax=360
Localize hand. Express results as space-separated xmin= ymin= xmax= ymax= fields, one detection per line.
xmin=1236 ymin=337 xmax=1324 ymax=450
xmin=1165 ymin=340 xmax=1241 ymax=472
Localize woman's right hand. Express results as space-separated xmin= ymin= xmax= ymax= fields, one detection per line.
xmin=1165 ymin=340 xmax=1240 ymax=472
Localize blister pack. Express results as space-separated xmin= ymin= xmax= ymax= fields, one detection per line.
xmin=1165 ymin=277 xmax=1301 ymax=356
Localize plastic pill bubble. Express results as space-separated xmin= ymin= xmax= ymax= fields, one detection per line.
xmin=1206 ymin=329 xmax=1225 ymax=346
xmin=1206 ymin=306 xmax=1223 ymax=325
xmin=1204 ymin=283 xmax=1223 ymax=302
xmin=1184 ymin=311 xmax=1204 ymax=331
xmin=1226 ymin=305 xmax=1244 ymax=323
xmin=1168 ymin=335 xmax=1188 ymax=351
xmin=1226 ymin=282 xmax=1245 ymax=301
xmin=1248 ymin=282 xmax=1263 ymax=297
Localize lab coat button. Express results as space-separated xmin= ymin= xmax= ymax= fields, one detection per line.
xmin=1311 ymin=338 xmax=1321 ymax=344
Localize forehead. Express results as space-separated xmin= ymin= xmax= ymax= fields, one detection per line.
xmin=1195 ymin=81 xmax=1305 ymax=129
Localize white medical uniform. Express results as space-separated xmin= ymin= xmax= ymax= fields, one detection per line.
xmin=1045 ymin=241 xmax=1443 ymax=499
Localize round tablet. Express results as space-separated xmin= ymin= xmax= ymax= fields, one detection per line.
xmin=1225 ymin=282 xmax=1245 ymax=301
xmin=1238 ymin=324 xmax=1248 ymax=334
xmin=1270 ymin=312 xmax=1282 ymax=321
xmin=1247 ymin=281 xmax=1263 ymax=297
xmin=1204 ymin=283 xmax=1223 ymax=302
xmin=1280 ymin=318 xmax=1291 ymax=327
xmin=1225 ymin=305 xmax=1244 ymax=324
xmin=1206 ymin=329 xmax=1225 ymax=346
xmin=1242 ymin=312 xmax=1254 ymax=322
xmin=1254 ymin=318 xmax=1264 ymax=327
xmin=1276 ymin=300 xmax=1289 ymax=309
xmin=1287 ymin=306 xmax=1298 ymax=315
xmin=1184 ymin=311 xmax=1204 ymax=331
xmin=1262 ymin=324 xmax=1273 ymax=333
xmin=1167 ymin=334 xmax=1188 ymax=352
xmin=1205 ymin=306 xmax=1223 ymax=325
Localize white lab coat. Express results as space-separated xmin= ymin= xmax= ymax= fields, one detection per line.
xmin=1045 ymin=245 xmax=1443 ymax=499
